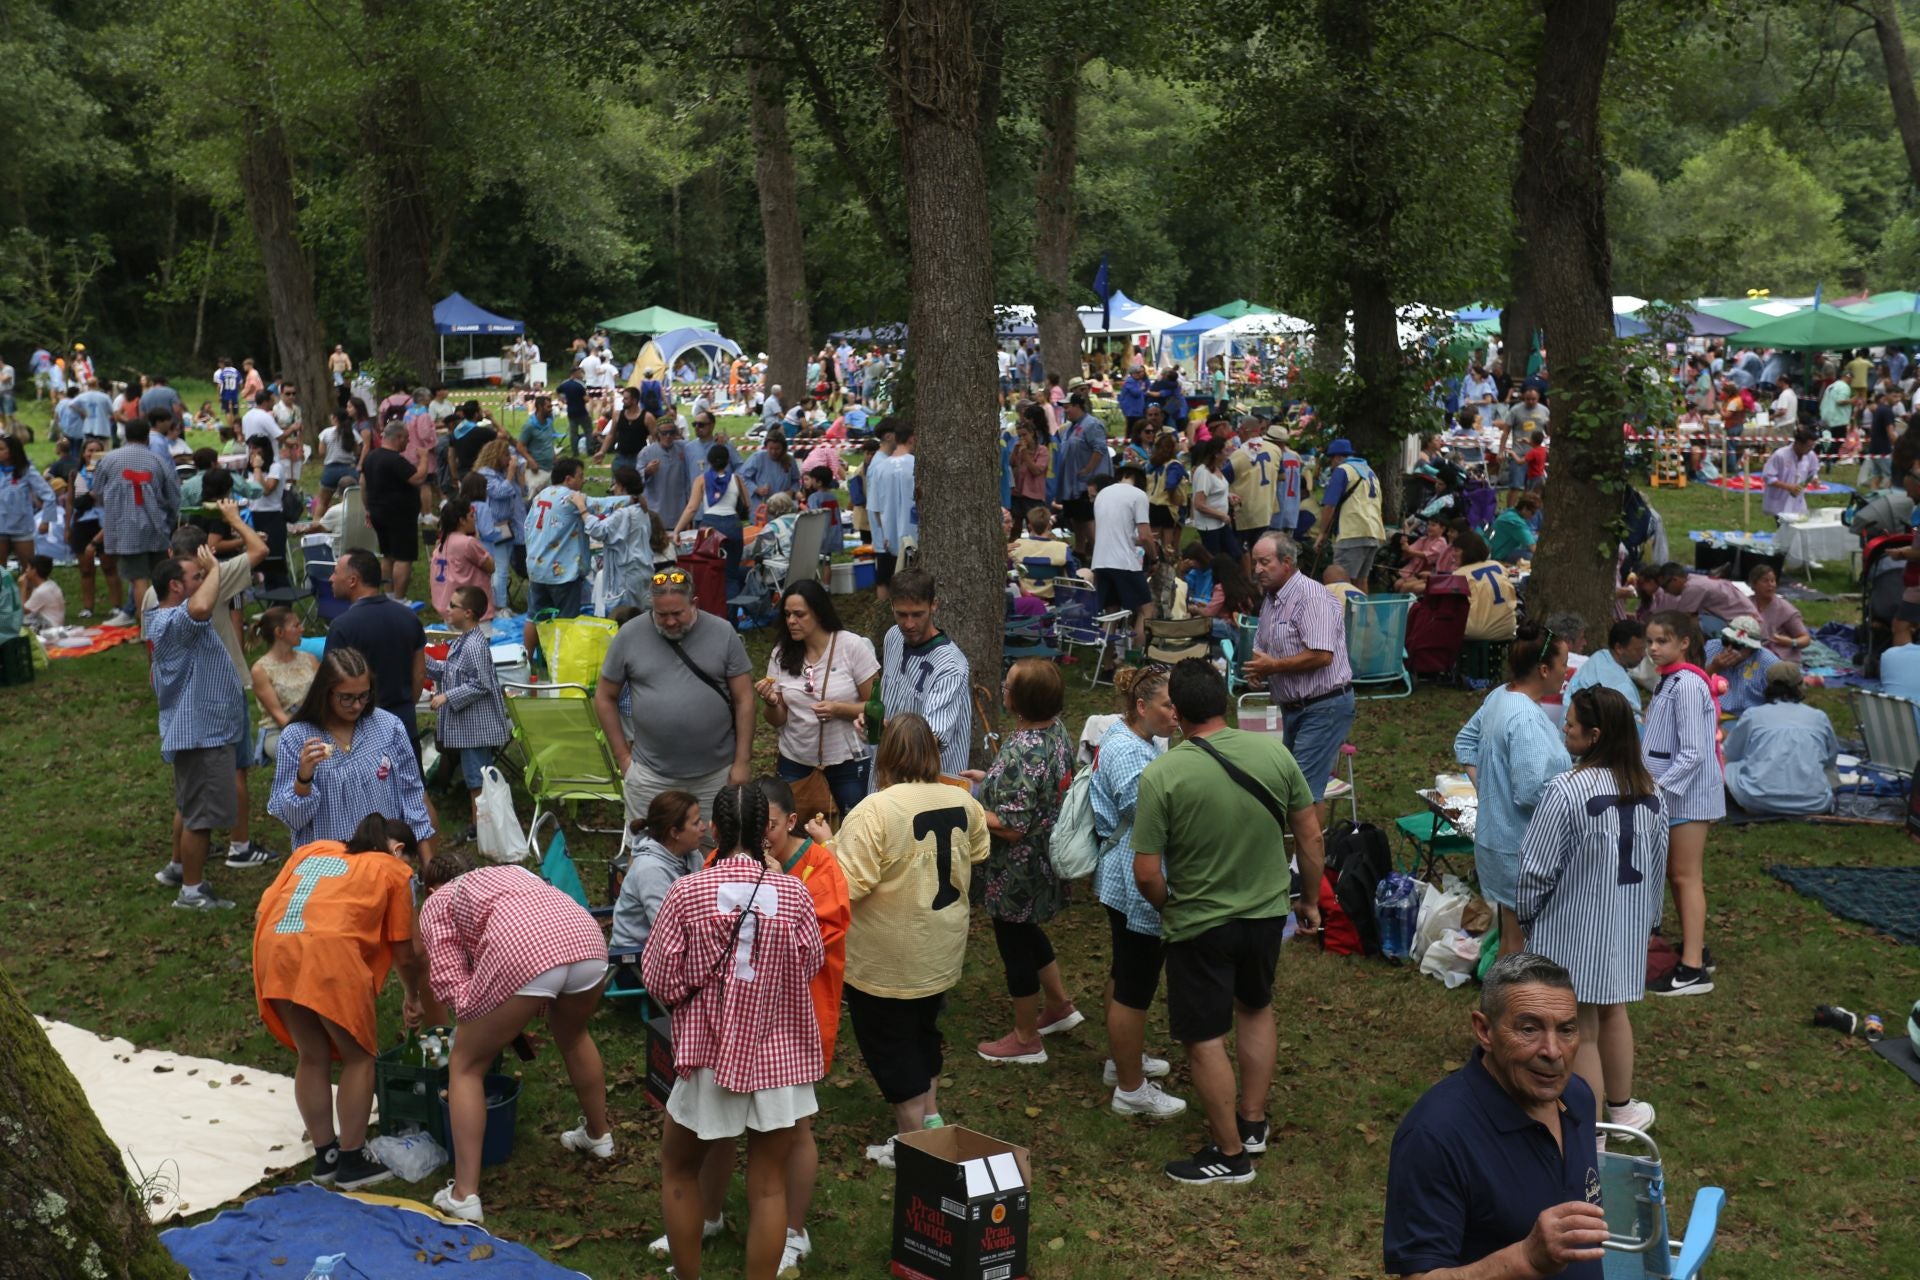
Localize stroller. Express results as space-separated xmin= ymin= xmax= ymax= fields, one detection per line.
xmin=1861 ymin=531 xmax=1914 ymax=678
xmin=1406 ymin=574 xmax=1471 ymax=682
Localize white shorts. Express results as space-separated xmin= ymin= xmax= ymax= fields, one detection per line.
xmin=666 ymin=1067 xmax=818 ymax=1141
xmin=514 ymin=957 xmax=608 ymax=999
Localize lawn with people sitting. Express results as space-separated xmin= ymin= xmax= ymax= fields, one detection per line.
xmin=2 ymin=456 xmax=1916 ymax=1278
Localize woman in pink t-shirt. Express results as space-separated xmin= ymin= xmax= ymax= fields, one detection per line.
xmin=429 ymin=499 xmax=497 ymax=619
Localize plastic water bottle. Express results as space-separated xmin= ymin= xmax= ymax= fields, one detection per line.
xmin=1374 ymin=873 xmax=1420 ymax=961
xmin=302 ymin=1254 xmax=344 ymax=1280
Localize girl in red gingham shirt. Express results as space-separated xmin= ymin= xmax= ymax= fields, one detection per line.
xmin=417 ymin=854 xmax=614 ymax=1225
xmin=643 ymin=783 xmax=824 ymax=1280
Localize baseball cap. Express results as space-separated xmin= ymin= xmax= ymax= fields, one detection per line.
xmin=1764 ymin=662 xmax=1803 ymax=691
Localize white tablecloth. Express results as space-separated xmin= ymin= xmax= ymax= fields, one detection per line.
xmin=1775 ymin=517 xmax=1853 ymax=570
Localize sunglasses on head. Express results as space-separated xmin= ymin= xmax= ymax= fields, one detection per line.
xmin=652 ymin=569 xmax=692 ymax=587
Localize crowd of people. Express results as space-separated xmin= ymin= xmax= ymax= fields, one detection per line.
xmin=1 ymin=323 xmax=1884 ymax=1280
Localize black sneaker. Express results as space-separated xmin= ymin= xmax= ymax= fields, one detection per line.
xmin=1649 ymin=964 xmax=1713 ymax=997
xmin=1237 ymin=1116 xmax=1269 ymax=1155
xmin=1164 ymin=1143 xmax=1256 ymax=1186
xmin=333 ymin=1147 xmax=394 ymax=1191
xmin=312 ymin=1142 xmax=340 ymax=1184
xmin=226 ymin=843 xmax=279 ymax=869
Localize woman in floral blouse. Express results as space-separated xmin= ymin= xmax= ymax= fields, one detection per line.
xmin=965 ymin=658 xmax=1080 ymax=1064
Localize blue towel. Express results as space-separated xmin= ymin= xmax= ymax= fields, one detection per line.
xmin=162 ymin=1183 xmax=589 ymax=1279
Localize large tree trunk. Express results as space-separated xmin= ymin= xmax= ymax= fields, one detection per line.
xmin=0 ymin=968 xmax=184 ymax=1277
xmin=883 ymin=0 xmax=1004 ymax=757
xmin=1863 ymin=0 xmax=1920 ymax=191
xmin=1518 ymin=0 xmax=1621 ymax=630
xmin=237 ymin=112 xmax=331 ymax=443
xmin=360 ymin=0 xmax=439 ymax=389
xmin=1034 ymin=66 xmax=1085 ymax=394
xmin=748 ymin=53 xmax=812 ymax=408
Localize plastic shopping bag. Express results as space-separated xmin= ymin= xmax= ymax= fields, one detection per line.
xmin=535 ymin=613 xmax=620 ymax=694
xmin=1418 ymin=928 xmax=1481 ymax=989
xmin=475 ymin=766 xmax=528 ymax=863
xmin=1410 ymin=874 xmax=1472 ymax=966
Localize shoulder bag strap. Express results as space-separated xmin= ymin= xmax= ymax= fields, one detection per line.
xmin=1188 ymin=736 xmax=1292 ymax=832
xmin=666 ymin=634 xmax=734 ymax=712
xmin=815 ymin=631 xmax=838 ymax=761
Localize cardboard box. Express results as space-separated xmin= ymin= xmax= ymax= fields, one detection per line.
xmin=891 ymin=1127 xmax=1032 ymax=1280
xmin=644 ymin=1013 xmax=674 ymax=1109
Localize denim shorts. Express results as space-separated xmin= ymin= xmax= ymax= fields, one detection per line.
xmin=456 ymin=745 xmax=493 ymax=791
xmin=321 ymin=462 xmax=358 ymax=489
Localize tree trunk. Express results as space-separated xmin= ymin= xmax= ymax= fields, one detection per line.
xmin=360 ymin=0 xmax=439 ymax=388
xmin=237 ymin=112 xmax=330 ymax=442
xmin=1034 ymin=66 xmax=1085 ymax=394
xmin=883 ymin=0 xmax=1004 ymax=757
xmin=191 ymin=207 xmax=220 ymax=361
xmin=1517 ymin=0 xmax=1621 ymax=631
xmin=1865 ymin=0 xmax=1920 ymax=191
xmin=748 ymin=52 xmax=812 ymax=408
xmin=0 ymin=968 xmax=184 ymax=1278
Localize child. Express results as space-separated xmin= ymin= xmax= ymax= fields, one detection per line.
xmin=803 ymin=465 xmax=843 ymax=554
xmin=429 ymin=499 xmax=496 ymax=620
xmin=599 ymin=465 xmax=668 ymax=611
xmin=1523 ymin=431 xmax=1549 ymax=493
xmin=1641 ymin=610 xmax=1723 ymax=997
xmin=426 ymin=585 xmax=512 ymax=846
xmin=20 ymin=555 xmax=66 ymax=630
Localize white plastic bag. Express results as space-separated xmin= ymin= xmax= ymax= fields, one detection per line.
xmin=475 ymin=765 xmax=528 ymax=863
xmin=1410 ymin=874 xmax=1472 ymax=966
xmin=365 ymin=1129 xmax=448 ymax=1182
xmin=1418 ymin=928 xmax=1480 ymax=989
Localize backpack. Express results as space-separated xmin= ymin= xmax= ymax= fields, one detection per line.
xmin=1322 ymin=821 xmax=1393 ymax=955
xmin=1048 ymin=758 xmax=1106 ymax=879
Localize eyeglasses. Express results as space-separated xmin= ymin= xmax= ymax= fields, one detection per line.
xmin=652 ymin=569 xmax=692 ymax=586
xmin=331 ymin=689 xmax=373 ymax=706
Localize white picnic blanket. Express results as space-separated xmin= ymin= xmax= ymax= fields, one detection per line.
xmin=37 ymin=1017 xmax=312 ymax=1221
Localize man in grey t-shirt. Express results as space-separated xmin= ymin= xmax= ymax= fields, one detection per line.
xmin=593 ymin=574 xmax=755 ymax=827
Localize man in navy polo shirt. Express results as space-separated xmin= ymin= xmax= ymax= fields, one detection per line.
xmin=1384 ymin=954 xmax=1609 ymax=1279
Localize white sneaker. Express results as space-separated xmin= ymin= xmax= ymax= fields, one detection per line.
xmin=865 ymin=1137 xmax=897 ymax=1169
xmin=1102 ymin=1054 xmax=1172 ymax=1086
xmin=104 ymin=609 xmax=136 ymax=628
xmin=432 ymin=1182 xmax=483 ymax=1222
xmin=779 ymin=1228 xmax=812 ymax=1277
xmin=648 ymin=1215 xmax=724 ymax=1258
xmin=1608 ymin=1098 xmax=1656 ymax=1133
xmin=559 ymin=1117 xmax=614 ymax=1159
xmin=1111 ymin=1080 xmax=1188 ymax=1119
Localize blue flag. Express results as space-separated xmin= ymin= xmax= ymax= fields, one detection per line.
xmin=1092 ymin=254 xmax=1111 ymax=333
xmin=1813 ymin=282 xmax=1823 ymax=312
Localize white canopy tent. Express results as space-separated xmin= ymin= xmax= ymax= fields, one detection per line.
xmin=1195 ymin=311 xmax=1312 ymax=372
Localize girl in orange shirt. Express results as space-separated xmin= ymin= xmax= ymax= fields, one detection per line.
xmin=252 ymin=815 xmax=429 ymax=1191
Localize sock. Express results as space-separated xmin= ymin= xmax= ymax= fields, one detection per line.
xmin=922 ymin=1113 xmax=944 ymax=1129
xmin=1607 ymin=1098 xmax=1631 ymax=1110
xmin=230 ymin=841 xmax=248 ymax=855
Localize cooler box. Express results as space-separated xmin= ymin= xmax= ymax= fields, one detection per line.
xmin=891 ymin=1127 xmax=1031 ymax=1280
xmin=830 ymin=561 xmax=856 ymax=594
xmin=680 ymin=550 xmax=729 ymax=618
xmin=853 ymin=554 xmax=877 ymax=591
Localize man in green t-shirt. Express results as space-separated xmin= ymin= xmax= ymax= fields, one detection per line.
xmin=1132 ymin=658 xmax=1324 ymax=1188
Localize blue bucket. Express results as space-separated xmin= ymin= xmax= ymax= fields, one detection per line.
xmin=437 ymin=1073 xmax=521 ymax=1167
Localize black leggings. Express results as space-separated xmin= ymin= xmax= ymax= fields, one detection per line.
xmin=992 ymin=919 xmax=1057 ymax=999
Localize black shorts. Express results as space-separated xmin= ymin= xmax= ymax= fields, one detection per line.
xmin=1198 ymin=526 xmax=1243 ymax=559
xmin=845 ymin=984 xmax=944 ymax=1103
xmin=1164 ymin=915 xmax=1286 ymax=1043
xmin=1061 ymin=496 xmax=1095 ymax=525
xmin=1093 ymin=567 xmax=1151 ymax=613
xmin=1148 ymin=504 xmax=1178 ymax=530
xmin=370 ymin=514 xmax=418 ymax=563
xmin=1108 ymin=906 xmax=1166 ymax=1012
xmin=1897 ymin=600 xmax=1920 ymax=625
xmin=70 ymin=519 xmax=100 ymax=558
xmin=873 ymin=551 xmax=898 ymax=587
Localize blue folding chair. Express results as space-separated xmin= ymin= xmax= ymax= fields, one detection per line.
xmin=1597 ymin=1125 xmax=1726 ymax=1279
xmin=1345 ymin=592 xmax=1413 ymax=699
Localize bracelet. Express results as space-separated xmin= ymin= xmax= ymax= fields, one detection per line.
xmin=296 ymin=773 xmax=314 ymax=787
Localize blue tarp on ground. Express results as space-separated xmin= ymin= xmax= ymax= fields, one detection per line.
xmin=162 ymin=1183 xmax=590 ymax=1279
xmin=434 ymin=293 xmax=525 ymax=336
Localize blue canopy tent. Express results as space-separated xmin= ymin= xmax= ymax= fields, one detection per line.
xmin=434 ymin=292 xmax=525 ymax=378
xmin=1162 ymin=313 xmax=1225 ymax=366
xmin=828 ymin=323 xmax=909 ymax=344
xmin=628 ymin=327 xmax=744 ymax=386
xmin=1615 ymin=312 xmax=1651 ymax=338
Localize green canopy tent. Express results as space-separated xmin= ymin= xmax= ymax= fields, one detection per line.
xmin=597 ymin=305 xmax=717 ymax=336
xmin=1696 ymin=298 xmax=1804 ymax=329
xmin=1726 ymin=308 xmax=1897 ymax=352
xmin=1841 ymin=291 xmax=1920 ymax=321
xmin=1868 ymin=310 xmax=1920 ymax=343
xmin=1203 ymin=298 xmax=1276 ymax=320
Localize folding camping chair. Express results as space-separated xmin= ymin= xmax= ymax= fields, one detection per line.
xmin=1142 ymin=615 xmax=1212 ymax=665
xmin=1227 ymin=612 xmax=1261 ymax=695
xmin=1594 ymin=1125 xmax=1725 ymax=1279
xmin=1393 ymin=810 xmax=1473 ymax=881
xmin=1053 ymin=577 xmax=1131 ymax=688
xmin=1234 ymin=693 xmax=1358 ymax=825
xmin=249 ymin=521 xmax=316 ymax=627
xmin=1345 ymin=592 xmax=1413 ymax=699
xmin=1850 ymin=689 xmax=1920 ymax=782
xmin=501 ymin=683 xmax=632 ymax=848
xmin=336 ymin=484 xmax=380 ymax=558
xmin=528 ymin=811 xmax=647 ymax=1006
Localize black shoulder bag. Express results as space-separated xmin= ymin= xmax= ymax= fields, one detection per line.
xmin=1188 ymin=736 xmax=1304 ymax=899
xmin=665 ymin=635 xmax=734 ymax=712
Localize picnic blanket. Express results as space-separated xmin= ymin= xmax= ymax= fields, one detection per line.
xmin=1768 ymin=865 xmax=1920 ymax=947
xmin=161 ymin=1183 xmax=591 ymax=1279
xmin=1707 ymin=476 xmax=1855 ymax=495
xmin=37 ymin=1017 xmax=311 ymax=1221
xmin=43 ymin=624 xmax=140 ymax=659
xmin=1871 ymin=1035 xmax=1920 ymax=1089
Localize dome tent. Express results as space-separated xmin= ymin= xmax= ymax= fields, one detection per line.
xmin=626 ymin=327 xmax=743 ymax=385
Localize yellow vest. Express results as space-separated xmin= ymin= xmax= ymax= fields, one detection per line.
xmin=1228 ymin=440 xmax=1277 ymax=531
xmin=1458 ymin=559 xmax=1519 ymax=641
xmin=1331 ymin=460 xmax=1386 ymax=543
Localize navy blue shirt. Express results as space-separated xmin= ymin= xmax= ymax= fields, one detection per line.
xmin=325 ymin=595 xmax=427 ymax=736
xmin=557 ymin=377 xmax=590 ymax=422
xmin=1383 ymin=1050 xmax=1603 ymax=1279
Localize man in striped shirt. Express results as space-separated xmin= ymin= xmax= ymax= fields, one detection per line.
xmin=1248 ymin=532 xmax=1354 ymax=820
xmin=879 ymin=569 xmax=972 ymax=777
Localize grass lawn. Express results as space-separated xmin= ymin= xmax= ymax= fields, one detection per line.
xmin=4 ymin=411 xmax=1918 ymax=1278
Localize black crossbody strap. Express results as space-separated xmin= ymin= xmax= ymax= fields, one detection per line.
xmin=666 ymin=636 xmax=733 ymax=711
xmin=1189 ymin=736 xmax=1291 ymax=831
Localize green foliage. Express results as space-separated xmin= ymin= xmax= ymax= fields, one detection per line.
xmin=0 ymin=230 xmax=114 ymax=349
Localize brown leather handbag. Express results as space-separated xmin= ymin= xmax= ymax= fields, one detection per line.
xmin=788 ymin=632 xmax=841 ymax=827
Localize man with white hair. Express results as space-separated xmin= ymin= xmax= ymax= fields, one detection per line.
xmin=762 ymin=383 xmax=786 ymax=430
